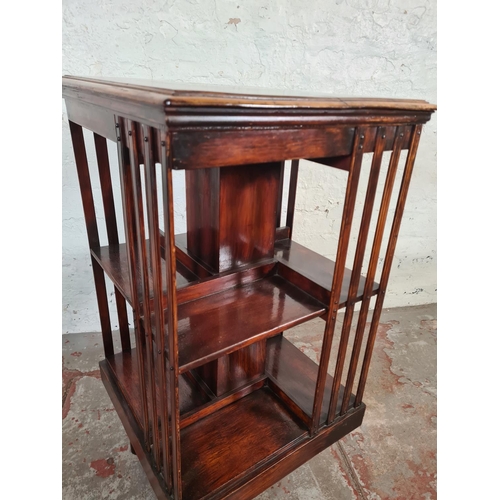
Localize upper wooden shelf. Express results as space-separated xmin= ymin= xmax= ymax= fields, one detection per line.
xmin=62 ymin=76 xmax=436 ymax=112
xmin=175 ymin=274 xmax=326 ymax=373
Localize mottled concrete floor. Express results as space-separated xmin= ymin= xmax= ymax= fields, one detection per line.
xmin=63 ymin=304 xmax=436 ymax=500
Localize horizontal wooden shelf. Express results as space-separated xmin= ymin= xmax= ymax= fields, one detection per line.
xmin=101 ymin=348 xmax=366 ymax=500
xmin=274 ymin=238 xmax=379 ymax=307
xmin=104 ymin=335 xmax=355 ymax=435
xmin=106 ymin=349 xmax=213 ymax=427
xmin=92 ymin=235 xmax=377 ymax=314
xmin=266 ymin=335 xmax=354 ymax=426
xmin=176 ymin=274 xmax=326 ymax=373
xmin=103 ymin=336 xmax=358 ymax=499
xmin=181 ymin=386 xmax=308 ymax=500
xmin=91 ymin=241 xmax=200 ymax=305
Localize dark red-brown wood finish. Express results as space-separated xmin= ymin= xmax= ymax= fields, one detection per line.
xmin=63 ymin=76 xmax=435 ymax=500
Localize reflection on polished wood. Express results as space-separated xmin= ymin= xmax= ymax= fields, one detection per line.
xmin=64 ymin=75 xmax=435 ymax=500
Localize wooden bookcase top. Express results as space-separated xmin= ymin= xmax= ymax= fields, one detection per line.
xmin=62 ymin=75 xmax=436 ymax=112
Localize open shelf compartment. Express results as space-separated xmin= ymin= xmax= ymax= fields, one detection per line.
xmin=175 ymin=273 xmax=326 ymax=373
xmin=91 ymin=235 xmax=378 ymax=313
xmin=102 ymin=331 xmax=358 ymax=500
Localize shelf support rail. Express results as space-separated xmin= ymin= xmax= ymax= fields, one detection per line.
xmin=310 ymin=128 xmax=366 ymax=434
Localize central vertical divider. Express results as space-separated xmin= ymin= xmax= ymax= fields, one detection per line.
xmin=185 ymin=162 xmax=282 ymax=396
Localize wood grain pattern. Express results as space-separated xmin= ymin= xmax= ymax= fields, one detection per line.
xmin=274 ymin=239 xmax=378 ymax=307
xmin=186 ymin=163 xmax=281 ymax=272
xmin=63 ymin=76 xmax=437 ymax=111
xmin=311 ymin=128 xmax=366 ymax=433
xmin=355 ymin=125 xmax=423 ymax=406
xmin=175 ymin=275 xmax=326 ymax=372
xmin=64 ymin=76 xmax=435 ymax=500
xmin=195 ymin=341 xmax=267 ymax=397
xmin=107 ymin=349 xmax=212 ymax=426
xmin=181 ymin=387 xmax=307 ymax=500
xmin=266 ymin=336 xmax=354 ymax=427
xmin=172 ymin=128 xmax=355 ymax=170
xmin=219 ymin=163 xmax=280 ymax=271
xmin=91 ymin=242 xmax=198 ymax=307
xmin=328 ymin=126 xmax=387 ymax=424
xmin=186 ymin=168 xmax=220 ymax=272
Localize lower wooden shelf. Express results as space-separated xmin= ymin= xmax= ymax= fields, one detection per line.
xmin=107 ymin=350 xmax=213 ymax=426
xmin=181 ymin=387 xmax=307 ymax=500
xmin=102 ymin=332 xmax=362 ymax=499
xmin=267 ymin=335 xmax=354 ymax=426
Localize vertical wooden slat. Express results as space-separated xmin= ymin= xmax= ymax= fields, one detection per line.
xmin=310 ymin=129 xmax=366 ymax=433
xmin=128 ymin=121 xmax=161 ymax=467
xmin=276 ymin=161 xmax=285 ymax=228
xmin=341 ymin=126 xmax=405 ymax=414
xmin=90 ymin=257 xmax=114 ymax=358
xmin=93 ymin=133 xmax=119 ymax=244
xmin=355 ymin=125 xmax=423 ymax=406
xmin=94 ymin=133 xmax=131 ymax=352
xmin=69 ymin=121 xmax=100 ymax=250
xmin=69 ymin=121 xmax=114 ymax=358
xmin=143 ymin=126 xmax=173 ymax=491
xmin=286 ymin=159 xmax=299 ymax=238
xmin=115 ymin=116 xmax=150 ymax=444
xmin=161 ymin=131 xmax=182 ymax=500
xmin=327 ymin=127 xmax=387 ymax=423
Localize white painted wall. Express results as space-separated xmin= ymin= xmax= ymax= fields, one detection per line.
xmin=62 ymin=0 xmax=436 ymax=334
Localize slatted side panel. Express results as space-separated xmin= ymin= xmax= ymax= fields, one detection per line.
xmin=353 ymin=125 xmax=422 ymax=407
xmin=340 ymin=126 xmax=407 ymax=414
xmin=115 ymin=117 xmax=151 ymax=445
xmin=127 ymin=119 xmax=162 ymax=471
xmin=69 ymin=121 xmax=135 ymax=357
xmin=114 ymin=118 xmax=181 ymax=497
xmin=310 ymin=128 xmax=367 ymax=433
xmin=160 ymin=130 xmax=183 ymax=500
xmin=93 ymin=133 xmax=132 ymax=352
xmin=327 ymin=126 xmax=388 ymax=424
xmin=142 ymin=125 xmax=173 ymax=492
xmin=310 ymin=124 xmax=422 ymax=428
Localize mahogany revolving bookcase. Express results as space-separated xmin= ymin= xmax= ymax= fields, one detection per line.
xmin=62 ymin=76 xmax=436 ymax=500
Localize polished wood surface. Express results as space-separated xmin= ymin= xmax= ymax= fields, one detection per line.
xmin=106 ymin=349 xmax=212 ymax=424
xmin=266 ymin=336 xmax=353 ymax=427
xmin=274 ymin=238 xmax=378 ymax=307
xmin=91 ymin=242 xmax=198 ymax=306
xmin=175 ymin=274 xmax=326 ymax=372
xmin=64 ymin=75 xmax=435 ymax=500
xmin=186 ymin=163 xmax=281 ymax=272
xmin=63 ymin=76 xmax=436 ymax=111
xmin=181 ymin=387 xmax=307 ymax=500
xmin=173 ymin=128 xmax=355 ymax=169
